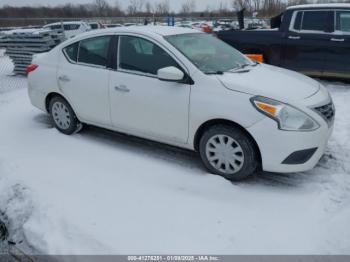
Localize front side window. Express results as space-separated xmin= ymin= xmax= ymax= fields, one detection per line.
xmin=166 ymin=33 xmax=252 ymax=74
xmin=78 ymin=36 xmax=111 ymax=67
xmin=337 ymin=11 xmax=350 ymax=32
xmin=301 ymin=11 xmax=334 ymax=32
xmin=119 ymin=36 xmax=179 ymax=75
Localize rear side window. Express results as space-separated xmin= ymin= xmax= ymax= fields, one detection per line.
xmin=64 ymin=24 xmax=81 ymax=31
xmin=337 ymin=11 xmax=350 ymax=32
xmin=63 ymin=42 xmax=79 ymax=62
xmin=49 ymin=24 xmax=63 ymax=30
xmin=293 ymin=11 xmax=303 ymax=31
xmin=78 ymin=36 xmax=111 ymax=67
xmin=90 ymin=24 xmax=98 ymax=30
xmin=301 ymin=11 xmax=334 ymax=32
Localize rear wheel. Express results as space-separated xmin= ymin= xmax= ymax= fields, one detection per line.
xmin=49 ymin=96 xmax=82 ymax=135
xmin=199 ymin=125 xmax=259 ymax=181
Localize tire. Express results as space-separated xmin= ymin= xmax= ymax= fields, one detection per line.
xmin=199 ymin=125 xmax=259 ymax=181
xmin=49 ymin=96 xmax=82 ymax=135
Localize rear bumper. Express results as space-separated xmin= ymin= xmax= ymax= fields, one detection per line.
xmin=247 ymin=117 xmax=333 ymax=173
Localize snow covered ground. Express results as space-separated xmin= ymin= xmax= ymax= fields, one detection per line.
xmin=0 ymin=55 xmax=349 ymax=255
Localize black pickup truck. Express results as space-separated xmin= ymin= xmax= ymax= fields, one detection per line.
xmin=217 ymin=4 xmax=350 ymax=80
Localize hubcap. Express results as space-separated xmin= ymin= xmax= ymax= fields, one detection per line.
xmin=52 ymin=102 xmax=71 ymax=130
xmin=205 ymin=134 xmax=245 ymax=174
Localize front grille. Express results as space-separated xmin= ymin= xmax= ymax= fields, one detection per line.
xmin=314 ymin=101 xmax=335 ymax=125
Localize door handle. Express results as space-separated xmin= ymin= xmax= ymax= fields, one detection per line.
xmin=115 ymin=85 xmax=130 ymax=93
xmin=58 ymin=75 xmax=70 ymax=82
xmin=331 ymin=38 xmax=345 ymax=42
xmin=288 ymin=36 xmax=301 ymax=40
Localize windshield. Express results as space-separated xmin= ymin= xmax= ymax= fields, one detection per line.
xmin=165 ymin=33 xmax=253 ymax=74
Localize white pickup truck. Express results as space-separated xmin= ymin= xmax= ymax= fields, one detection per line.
xmin=43 ymin=21 xmax=91 ymax=39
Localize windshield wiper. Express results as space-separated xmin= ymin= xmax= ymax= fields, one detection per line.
xmin=205 ymin=71 xmax=224 ymax=75
xmin=205 ymin=62 xmax=259 ymax=75
xmin=227 ymin=62 xmax=259 ymax=73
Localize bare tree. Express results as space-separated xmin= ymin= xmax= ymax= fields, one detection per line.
xmin=218 ymin=1 xmax=229 ymax=14
xmin=2 ymin=0 xmax=337 ymax=28
xmin=252 ymin=0 xmax=261 ymax=11
xmin=145 ymin=1 xmax=153 ymax=14
xmin=180 ymin=0 xmax=196 ymax=15
xmin=94 ymin=0 xmax=110 ymax=16
xmin=113 ymin=0 xmax=123 ymax=16
xmin=154 ymin=0 xmax=170 ymax=15
xmin=127 ymin=0 xmax=145 ymax=15
xmin=232 ymin=0 xmax=253 ymax=12
xmin=288 ymin=0 xmax=309 ymax=5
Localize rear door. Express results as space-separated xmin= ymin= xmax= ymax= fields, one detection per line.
xmin=282 ymin=10 xmax=334 ymax=75
xmin=323 ymin=10 xmax=350 ymax=78
xmin=57 ymin=35 xmax=112 ymax=126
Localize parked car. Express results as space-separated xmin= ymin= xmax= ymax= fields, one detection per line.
xmin=176 ymin=22 xmax=192 ymax=29
xmin=246 ymin=19 xmax=268 ymax=30
xmin=124 ymin=23 xmax=137 ymax=27
xmin=89 ymin=22 xmax=105 ymax=30
xmin=27 ymin=26 xmax=334 ymax=181
xmin=192 ymin=22 xmax=213 ymax=34
xmin=104 ymin=24 xmax=123 ymax=28
xmin=43 ymin=21 xmax=91 ymax=39
xmin=217 ymin=3 xmax=350 ymax=80
xmin=213 ymin=19 xmax=238 ymax=32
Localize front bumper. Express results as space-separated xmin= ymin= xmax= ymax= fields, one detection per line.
xmin=247 ymin=117 xmax=333 ymax=173
xmin=247 ymin=86 xmax=334 ymax=173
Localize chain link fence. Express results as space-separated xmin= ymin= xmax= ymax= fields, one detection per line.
xmin=0 ymin=49 xmax=27 ymax=93
xmin=0 ymin=16 xmax=253 ymax=27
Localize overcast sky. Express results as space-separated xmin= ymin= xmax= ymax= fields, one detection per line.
xmin=0 ymin=0 xmax=235 ymax=12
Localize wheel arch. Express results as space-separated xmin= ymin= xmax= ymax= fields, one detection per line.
xmin=45 ymin=92 xmax=62 ymax=112
xmin=193 ymin=119 xmax=262 ymax=165
xmin=45 ymin=92 xmax=71 ymax=113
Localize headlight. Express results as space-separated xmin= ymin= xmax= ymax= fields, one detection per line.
xmin=250 ymin=96 xmax=320 ymax=131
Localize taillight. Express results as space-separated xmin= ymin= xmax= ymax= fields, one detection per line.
xmin=26 ymin=64 xmax=38 ymax=74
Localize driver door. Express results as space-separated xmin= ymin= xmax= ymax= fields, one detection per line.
xmin=109 ymin=35 xmax=191 ymax=144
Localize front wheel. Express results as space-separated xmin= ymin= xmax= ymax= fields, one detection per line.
xmin=49 ymin=96 xmax=82 ymax=135
xmin=199 ymin=125 xmax=259 ymax=181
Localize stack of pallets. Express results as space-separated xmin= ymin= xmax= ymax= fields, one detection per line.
xmin=0 ymin=28 xmax=65 ymax=75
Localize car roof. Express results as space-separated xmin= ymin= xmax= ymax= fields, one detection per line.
xmin=44 ymin=21 xmax=86 ymax=27
xmin=60 ymin=26 xmax=203 ymax=47
xmin=287 ymin=3 xmax=350 ymax=10
xmin=83 ymin=25 xmax=201 ymax=37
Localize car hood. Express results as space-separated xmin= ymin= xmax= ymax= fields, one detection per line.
xmin=217 ymin=64 xmax=320 ymax=102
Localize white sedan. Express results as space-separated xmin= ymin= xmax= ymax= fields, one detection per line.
xmin=27 ymin=26 xmax=334 ymax=181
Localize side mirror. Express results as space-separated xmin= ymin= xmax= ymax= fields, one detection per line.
xmin=157 ymin=66 xmax=184 ymax=82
